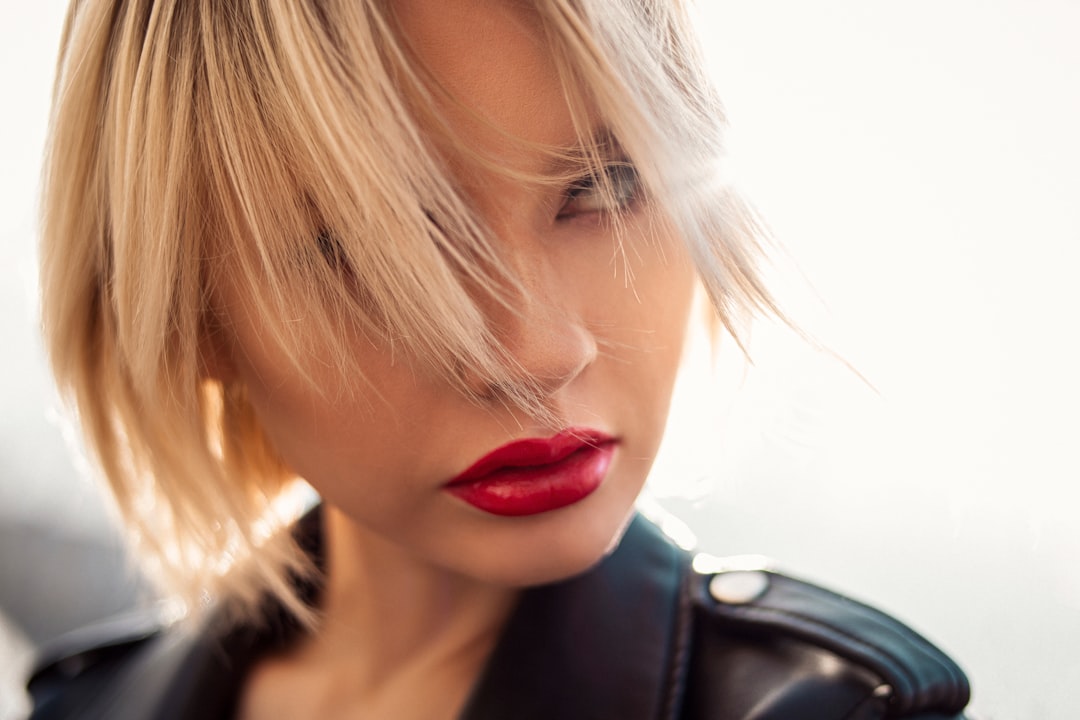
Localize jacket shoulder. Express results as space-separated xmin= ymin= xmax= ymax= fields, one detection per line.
xmin=26 ymin=608 xmax=166 ymax=719
xmin=684 ymin=555 xmax=971 ymax=719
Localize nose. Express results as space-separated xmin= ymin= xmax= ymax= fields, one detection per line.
xmin=467 ymin=266 xmax=598 ymax=403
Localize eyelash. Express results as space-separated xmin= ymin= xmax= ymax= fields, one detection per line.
xmin=556 ymin=161 xmax=642 ymax=220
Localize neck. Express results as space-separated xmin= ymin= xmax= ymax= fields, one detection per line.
xmin=238 ymin=505 xmax=517 ymax=720
xmin=306 ymin=504 xmax=517 ymax=690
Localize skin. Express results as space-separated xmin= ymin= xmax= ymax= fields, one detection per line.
xmin=223 ymin=0 xmax=698 ymax=717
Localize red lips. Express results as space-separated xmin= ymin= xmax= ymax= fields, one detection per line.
xmin=444 ymin=429 xmax=616 ymax=516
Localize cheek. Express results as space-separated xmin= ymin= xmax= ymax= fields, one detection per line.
xmin=590 ymin=233 xmax=697 ymax=433
xmin=638 ymin=264 xmax=697 ymax=413
xmin=221 ymin=311 xmax=396 ymax=478
xmin=604 ymin=235 xmax=697 ymax=370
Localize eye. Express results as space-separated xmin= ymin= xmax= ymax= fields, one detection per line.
xmin=556 ymin=161 xmax=641 ymax=220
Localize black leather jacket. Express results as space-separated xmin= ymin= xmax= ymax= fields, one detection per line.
xmin=27 ymin=512 xmax=972 ymax=719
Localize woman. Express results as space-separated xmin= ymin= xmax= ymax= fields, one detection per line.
xmin=28 ymin=0 xmax=972 ymax=718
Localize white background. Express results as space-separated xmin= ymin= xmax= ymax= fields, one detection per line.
xmin=2 ymin=2 xmax=1078 ymax=718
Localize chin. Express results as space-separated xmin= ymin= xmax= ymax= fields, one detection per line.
xmin=467 ymin=497 xmax=638 ymax=588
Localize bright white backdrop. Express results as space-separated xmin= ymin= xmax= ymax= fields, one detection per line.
xmin=2 ymin=2 xmax=1078 ymax=719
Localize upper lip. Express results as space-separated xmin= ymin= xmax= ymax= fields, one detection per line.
xmin=447 ymin=428 xmax=616 ymax=485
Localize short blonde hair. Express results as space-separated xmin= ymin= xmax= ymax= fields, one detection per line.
xmin=41 ymin=0 xmax=775 ymax=623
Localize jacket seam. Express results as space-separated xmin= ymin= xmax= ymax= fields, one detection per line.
xmin=658 ymin=556 xmax=693 ymax=720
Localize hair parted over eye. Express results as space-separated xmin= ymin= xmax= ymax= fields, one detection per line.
xmin=556 ymin=161 xmax=642 ymax=220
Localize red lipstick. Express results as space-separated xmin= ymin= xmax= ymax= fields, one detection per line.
xmin=445 ymin=429 xmax=616 ymax=516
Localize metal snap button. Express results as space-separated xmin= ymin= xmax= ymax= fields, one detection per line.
xmin=708 ymin=570 xmax=770 ymax=605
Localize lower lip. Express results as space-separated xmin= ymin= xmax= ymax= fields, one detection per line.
xmin=445 ymin=443 xmax=616 ymax=516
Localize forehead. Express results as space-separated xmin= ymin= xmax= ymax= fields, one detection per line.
xmin=392 ymin=0 xmax=576 ymax=166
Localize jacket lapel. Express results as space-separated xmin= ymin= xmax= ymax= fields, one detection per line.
xmin=460 ymin=515 xmax=692 ymax=720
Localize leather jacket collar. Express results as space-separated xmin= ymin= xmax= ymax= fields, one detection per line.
xmin=29 ymin=508 xmax=972 ymax=719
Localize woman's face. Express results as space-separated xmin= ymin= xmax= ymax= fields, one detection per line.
xmin=215 ymin=0 xmax=697 ymax=586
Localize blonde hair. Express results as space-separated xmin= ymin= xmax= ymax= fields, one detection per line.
xmin=41 ymin=0 xmax=776 ymax=623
